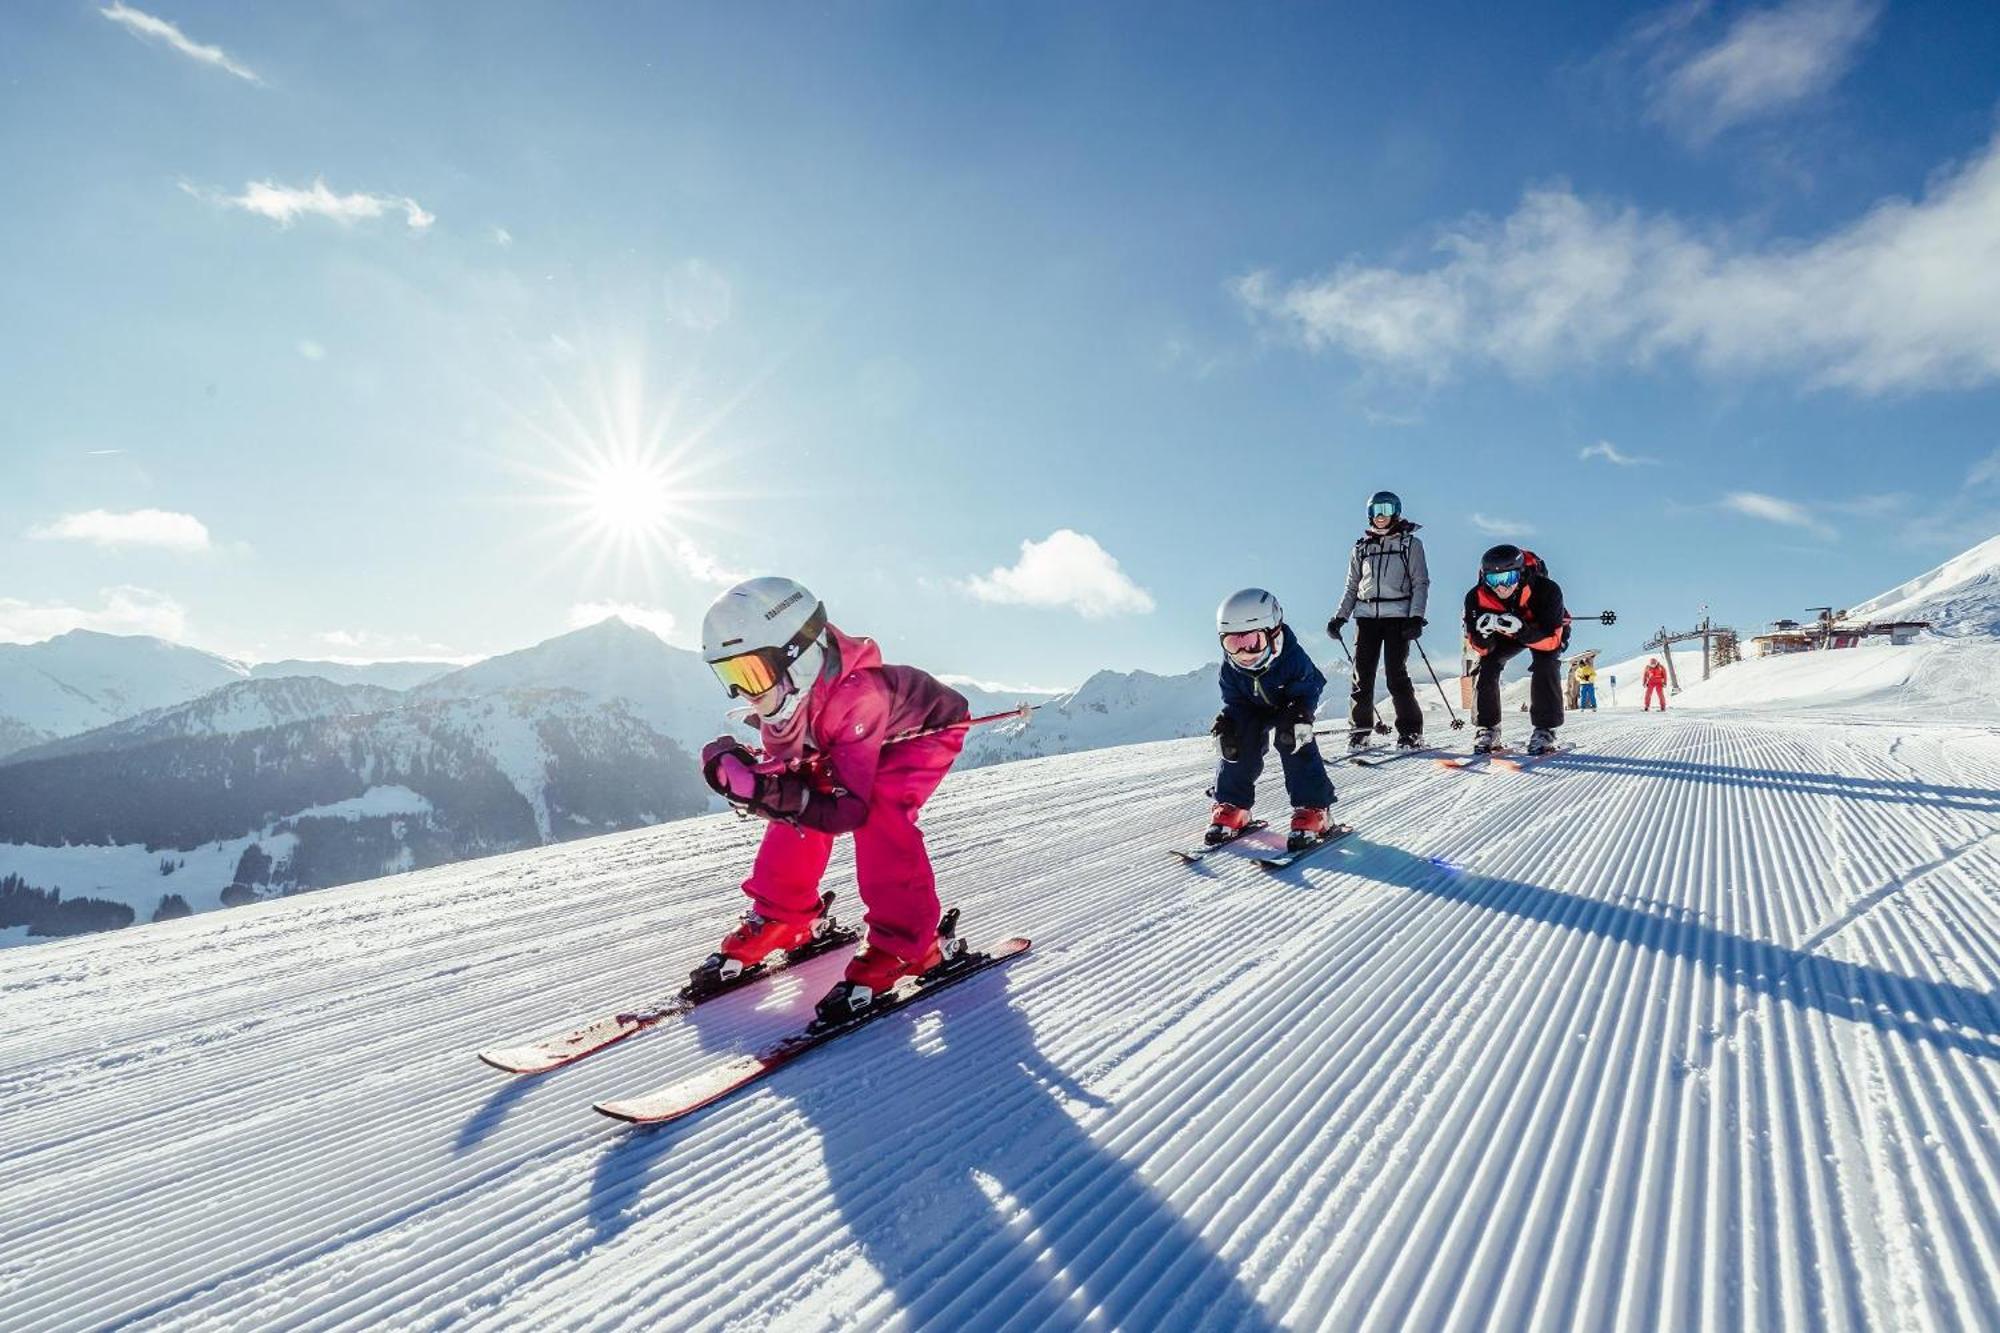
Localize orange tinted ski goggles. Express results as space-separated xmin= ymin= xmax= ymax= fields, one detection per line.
xmin=707 ymin=602 xmax=828 ymax=698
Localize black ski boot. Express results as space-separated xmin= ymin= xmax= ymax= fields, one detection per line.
xmin=1526 ymin=727 xmax=1558 ymax=756
xmin=1473 ymin=726 xmax=1499 ymax=755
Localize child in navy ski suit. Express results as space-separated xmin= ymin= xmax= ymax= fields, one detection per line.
xmin=1208 ymin=589 xmax=1336 ymax=849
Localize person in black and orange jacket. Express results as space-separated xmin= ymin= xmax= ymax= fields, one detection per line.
xmin=1462 ymin=544 xmax=1570 ymax=754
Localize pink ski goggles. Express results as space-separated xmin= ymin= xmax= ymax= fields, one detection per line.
xmin=1221 ymin=630 xmax=1270 ymax=654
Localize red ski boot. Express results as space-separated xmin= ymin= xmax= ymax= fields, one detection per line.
xmin=1288 ymin=806 xmax=1334 ymax=853
xmin=1204 ymin=802 xmax=1253 ymax=846
xmin=813 ymin=910 xmax=968 ymax=1028
xmin=688 ymin=897 xmax=833 ymax=996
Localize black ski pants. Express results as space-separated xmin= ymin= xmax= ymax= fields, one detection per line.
xmin=1348 ymin=616 xmax=1424 ymax=739
xmin=1474 ymin=641 xmax=1564 ymax=730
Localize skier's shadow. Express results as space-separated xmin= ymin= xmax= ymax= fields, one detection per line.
xmin=1500 ymin=751 xmax=2000 ymax=814
xmin=1312 ymin=837 xmax=2000 ymax=1062
xmin=589 ymin=969 xmax=1282 ymax=1330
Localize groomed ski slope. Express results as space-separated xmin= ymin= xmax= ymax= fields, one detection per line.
xmin=3 ymin=706 xmax=1998 ymax=1330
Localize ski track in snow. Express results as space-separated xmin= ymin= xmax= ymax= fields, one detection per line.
xmin=2 ymin=711 xmax=1998 ymax=1331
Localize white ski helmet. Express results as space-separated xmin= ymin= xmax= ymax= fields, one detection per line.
xmin=1216 ymin=588 xmax=1284 ymax=671
xmin=701 ymin=576 xmax=829 ymax=725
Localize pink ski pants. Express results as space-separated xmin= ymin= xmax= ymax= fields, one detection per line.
xmin=741 ymin=730 xmax=964 ymax=960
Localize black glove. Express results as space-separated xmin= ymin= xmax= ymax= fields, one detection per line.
xmin=1326 ymin=616 xmax=1348 ymax=639
xmin=1211 ymin=712 xmax=1240 ymax=762
xmin=1273 ymin=703 xmax=1316 ymax=756
xmin=1403 ymin=616 xmax=1426 ymax=641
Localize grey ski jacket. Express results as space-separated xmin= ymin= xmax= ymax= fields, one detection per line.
xmin=1336 ymin=521 xmax=1430 ymax=620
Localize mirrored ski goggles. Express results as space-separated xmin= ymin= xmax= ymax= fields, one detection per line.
xmin=707 ymin=603 xmax=827 ymax=698
xmin=1221 ymin=629 xmax=1271 ymax=654
xmin=1483 ymin=569 xmax=1521 ymax=590
xmin=709 ymin=649 xmax=788 ymax=698
xmin=1369 ymin=502 xmax=1399 ymax=518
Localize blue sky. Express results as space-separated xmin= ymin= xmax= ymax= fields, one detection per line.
xmin=4 ymin=1 xmax=1998 ymax=687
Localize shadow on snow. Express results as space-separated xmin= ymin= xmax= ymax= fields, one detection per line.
xmin=586 ymin=969 xmax=1281 ymax=1330
xmin=1297 ymin=837 xmax=2000 ymax=1062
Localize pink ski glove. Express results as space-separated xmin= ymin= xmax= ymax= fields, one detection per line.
xmin=713 ymin=750 xmax=760 ymax=802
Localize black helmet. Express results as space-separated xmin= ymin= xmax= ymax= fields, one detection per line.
xmin=1480 ymin=544 xmax=1525 ymax=574
xmin=1366 ymin=490 xmax=1402 ymax=521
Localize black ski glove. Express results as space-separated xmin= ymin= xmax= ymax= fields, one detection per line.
xmin=1211 ymin=712 xmax=1240 ymax=762
xmin=1326 ymin=615 xmax=1348 ymax=639
xmin=1403 ymin=616 xmax=1426 ymax=641
xmin=1273 ymin=703 xmax=1316 ymax=756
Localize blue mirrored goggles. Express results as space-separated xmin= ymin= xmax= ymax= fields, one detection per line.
xmin=1369 ymin=502 xmax=1398 ymax=518
xmin=1483 ymin=569 xmax=1521 ymax=589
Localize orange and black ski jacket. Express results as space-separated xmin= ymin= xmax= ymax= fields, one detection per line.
xmin=1461 ymin=574 xmax=1569 ymax=655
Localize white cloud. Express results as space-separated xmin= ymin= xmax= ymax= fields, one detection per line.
xmin=569 ymin=601 xmax=681 ymax=644
xmin=28 ymin=508 xmax=211 ymax=550
xmin=188 ymin=178 xmax=435 ymax=230
xmin=663 ymin=260 xmax=733 ymax=331
xmin=1470 ymin=513 xmax=1538 ymax=537
xmin=670 ymin=538 xmax=746 ymax=587
xmin=297 ymin=339 xmax=326 ymax=361
xmin=100 ymin=2 xmax=262 ymax=84
xmin=1721 ymin=490 xmax=1835 ymax=538
xmin=1237 ymin=130 xmax=2000 ymax=394
xmin=1580 ymin=440 xmax=1659 ymax=466
xmin=0 ymin=586 xmax=189 ymax=644
xmin=962 ymin=529 xmax=1155 ymax=619
xmin=492 ymin=226 xmax=514 ymax=247
xmin=1968 ymin=448 xmax=2000 ymax=489
xmin=1649 ymin=0 xmax=1880 ymax=144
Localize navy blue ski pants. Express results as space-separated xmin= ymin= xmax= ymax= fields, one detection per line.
xmin=1212 ymin=710 xmax=1336 ymax=811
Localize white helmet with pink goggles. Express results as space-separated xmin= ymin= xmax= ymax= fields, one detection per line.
xmin=1216 ymin=588 xmax=1284 ymax=671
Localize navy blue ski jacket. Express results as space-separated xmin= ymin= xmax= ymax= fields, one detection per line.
xmin=1218 ymin=627 xmax=1325 ymax=719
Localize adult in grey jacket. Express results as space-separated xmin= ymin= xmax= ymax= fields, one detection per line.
xmin=1325 ymin=490 xmax=1429 ymax=746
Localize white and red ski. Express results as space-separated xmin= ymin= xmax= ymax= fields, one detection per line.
xmin=477 ymin=893 xmax=859 ymax=1076
xmin=595 ymin=935 xmax=1032 ymax=1126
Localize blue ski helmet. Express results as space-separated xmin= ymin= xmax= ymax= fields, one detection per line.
xmin=1367 ymin=490 xmax=1402 ymax=522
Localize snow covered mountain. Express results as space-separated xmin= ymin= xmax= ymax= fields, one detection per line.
xmin=1842 ymin=530 xmax=2000 ymax=635
xmin=250 ymin=657 xmax=457 ymax=689
xmin=961 ymin=664 xmax=1216 ymax=765
xmin=0 ymin=630 xmax=248 ymax=758
xmin=0 ymin=675 xmax=403 ymax=764
xmin=4 ymin=696 xmax=1995 ymax=1328
xmin=0 ymin=690 xmax=705 ymax=941
xmin=415 ymin=617 xmax=727 ymax=753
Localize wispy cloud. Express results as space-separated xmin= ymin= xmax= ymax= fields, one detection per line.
xmin=1641 ymin=0 xmax=1881 ymax=145
xmin=297 ymin=339 xmax=326 ymax=361
xmin=1470 ymin=513 xmax=1538 ymax=537
xmin=568 ymin=601 xmax=682 ymax=645
xmin=100 ymin=2 xmax=263 ymax=84
xmin=28 ymin=508 xmax=211 ymax=550
xmin=1580 ymin=440 xmax=1659 ymax=466
xmin=312 ymin=629 xmax=468 ymax=660
xmin=186 ymin=178 xmax=435 ymax=230
xmin=1968 ymin=447 xmax=2000 ymax=489
xmin=962 ymin=529 xmax=1155 ymax=618
xmin=0 ymin=586 xmax=189 ymax=644
xmin=662 ymin=259 xmax=733 ymax=331
xmin=1720 ymin=490 xmax=1836 ymax=538
xmin=1237 ymin=130 xmax=2000 ymax=394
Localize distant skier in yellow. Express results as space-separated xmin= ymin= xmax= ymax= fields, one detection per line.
xmin=1575 ymin=659 xmax=1598 ymax=710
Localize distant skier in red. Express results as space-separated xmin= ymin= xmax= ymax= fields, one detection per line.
xmin=695 ymin=577 xmax=972 ymax=1026
xmin=1642 ymin=658 xmax=1669 ymax=711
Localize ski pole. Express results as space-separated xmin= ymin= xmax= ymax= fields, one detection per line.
xmin=886 ymin=701 xmax=1040 ymax=747
xmin=1413 ymin=640 xmax=1466 ymax=731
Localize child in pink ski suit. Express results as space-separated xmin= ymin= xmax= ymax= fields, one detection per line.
xmin=697 ymin=578 xmax=970 ymax=1018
